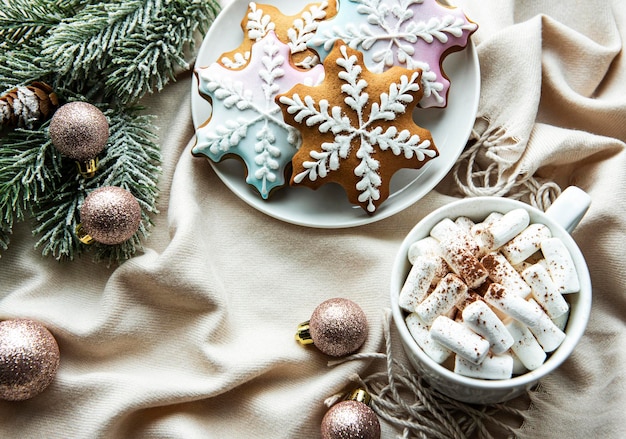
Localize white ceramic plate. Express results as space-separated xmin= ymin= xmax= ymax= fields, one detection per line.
xmin=191 ymin=0 xmax=480 ymax=228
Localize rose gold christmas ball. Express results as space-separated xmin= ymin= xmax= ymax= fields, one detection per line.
xmin=0 ymin=319 xmax=60 ymax=401
xmin=49 ymin=101 xmax=109 ymax=162
xmin=80 ymin=186 xmax=141 ymax=245
xmin=321 ymin=400 xmax=381 ymax=439
xmin=309 ymin=298 xmax=368 ymax=357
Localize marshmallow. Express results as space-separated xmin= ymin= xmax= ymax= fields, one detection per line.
xmin=401 ymin=209 xmax=581 ymax=380
xmin=526 ymin=299 xmax=566 ymax=352
xmin=482 ymin=212 xmax=504 ymax=225
xmin=430 ymin=217 xmax=457 ymax=240
xmin=430 ymin=218 xmax=480 ymax=256
xmin=484 ymin=283 xmax=544 ymax=329
xmin=506 ymin=320 xmax=546 ymax=371
xmin=541 ymin=237 xmax=580 ymax=294
xmin=430 ymin=315 xmax=491 ymax=365
xmin=553 ymin=308 xmax=570 ymax=332
xmin=471 ymin=212 xmax=505 ymax=257
xmin=471 ymin=289 xmax=512 ymax=324
xmin=454 ymin=216 xmax=475 ymax=233
xmin=510 ymin=351 xmax=529 ymax=375
xmin=399 ymin=256 xmax=438 ymax=312
xmin=444 ymin=305 xmax=458 ymax=320
xmin=481 ymin=251 xmax=531 ymax=298
xmin=439 ymin=237 xmax=488 ymax=289
xmin=469 ymin=225 xmax=490 ymax=257
xmin=501 ymin=223 xmax=552 ymax=265
xmin=407 ymin=237 xmax=448 ymax=281
xmin=512 ymin=261 xmax=532 ymax=275
xmin=462 ymin=300 xmax=514 ymax=354
xmin=521 ymin=263 xmax=569 ymax=319
xmin=408 ymin=236 xmax=441 ymax=264
xmin=515 ymin=258 xmax=549 ymax=276
xmin=454 ymin=353 xmax=514 ymax=380
xmin=415 ymin=273 xmax=468 ymax=325
xmin=454 ymin=290 xmax=483 ymax=312
xmin=482 ymin=208 xmax=530 ymax=251
xmin=405 ymin=313 xmax=452 ymax=364
xmin=470 ymin=214 xmax=502 ymax=257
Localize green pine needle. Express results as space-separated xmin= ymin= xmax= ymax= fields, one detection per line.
xmin=0 ymin=120 xmax=63 ymax=254
xmin=105 ymin=0 xmax=220 ymax=104
xmin=1 ymin=0 xmax=221 ymax=100
xmin=31 ymin=174 xmax=87 ymax=261
xmin=0 ymin=41 xmax=53 ymax=90
xmin=0 ymin=228 xmax=9 ymax=252
xmin=0 ymin=122 xmax=63 ymax=225
xmin=0 ymin=0 xmax=71 ymax=44
xmin=40 ymin=0 xmax=220 ymax=104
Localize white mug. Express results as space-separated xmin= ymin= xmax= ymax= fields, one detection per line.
xmin=389 ymin=186 xmax=592 ymax=404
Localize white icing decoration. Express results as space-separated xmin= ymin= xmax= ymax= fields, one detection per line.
xmin=220 ymin=51 xmax=250 ymax=69
xmin=221 ymin=1 xmax=330 ymax=69
xmin=408 ymin=59 xmax=442 ymax=100
xmin=309 ymin=0 xmax=477 ymax=107
xmin=247 ymin=2 xmax=277 ymax=41
xmin=279 ymin=45 xmax=436 ymax=212
xmin=196 ymin=33 xmax=325 ymax=198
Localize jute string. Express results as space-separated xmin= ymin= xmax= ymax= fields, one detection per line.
xmin=327 ymin=310 xmax=526 ymax=439
xmin=452 ymin=117 xmax=561 ymax=211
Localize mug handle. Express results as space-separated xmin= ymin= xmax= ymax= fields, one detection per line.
xmin=545 ymin=186 xmax=591 ymax=234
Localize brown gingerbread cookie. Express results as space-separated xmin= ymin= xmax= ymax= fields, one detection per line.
xmin=276 ymin=40 xmax=439 ymax=214
xmin=219 ymin=0 xmax=338 ymax=70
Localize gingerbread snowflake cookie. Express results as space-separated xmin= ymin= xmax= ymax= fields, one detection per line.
xmin=193 ymin=31 xmax=324 ymax=199
xmin=277 ymin=41 xmax=438 ymax=214
xmin=219 ymin=0 xmax=338 ymax=70
xmin=308 ymin=0 xmax=477 ymax=108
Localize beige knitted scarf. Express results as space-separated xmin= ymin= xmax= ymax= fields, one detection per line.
xmin=331 ymin=2 xmax=626 ymax=436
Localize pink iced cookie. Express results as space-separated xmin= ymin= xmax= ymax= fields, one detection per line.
xmin=308 ymin=0 xmax=477 ymax=108
xmin=193 ymin=31 xmax=324 ymax=199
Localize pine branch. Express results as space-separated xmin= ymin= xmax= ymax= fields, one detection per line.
xmin=0 ymin=0 xmax=72 ymax=44
xmin=94 ymin=109 xmax=161 ymax=207
xmin=0 ymin=0 xmax=221 ymax=262
xmin=0 ymin=227 xmax=9 ymax=252
xmin=0 ymin=119 xmax=63 ymax=253
xmin=0 ymin=121 xmax=63 ymax=221
xmin=30 ymin=173 xmax=87 ymax=261
xmin=106 ymin=0 xmax=220 ymax=104
xmin=40 ymin=0 xmax=220 ymax=104
xmin=0 ymin=41 xmax=53 ymax=90
xmin=41 ymin=1 xmax=146 ymax=82
xmin=1 ymin=0 xmax=222 ymax=100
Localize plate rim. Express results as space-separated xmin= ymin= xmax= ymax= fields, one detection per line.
xmin=190 ymin=0 xmax=480 ymax=228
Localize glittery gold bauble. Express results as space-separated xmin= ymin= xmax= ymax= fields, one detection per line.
xmin=0 ymin=319 xmax=60 ymax=401
xmin=297 ymin=298 xmax=368 ymax=357
xmin=321 ymin=400 xmax=381 ymax=439
xmin=49 ymin=101 xmax=109 ymax=162
xmin=79 ymin=186 xmax=141 ymax=245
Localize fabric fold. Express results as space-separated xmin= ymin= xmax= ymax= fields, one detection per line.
xmin=1 ymin=1 xmax=625 ymax=438
xmin=453 ymin=1 xmax=625 ymax=209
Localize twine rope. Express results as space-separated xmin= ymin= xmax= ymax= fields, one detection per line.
xmin=452 ymin=117 xmax=561 ymax=211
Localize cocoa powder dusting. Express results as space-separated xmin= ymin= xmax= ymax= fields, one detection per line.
xmin=490 ymin=284 xmax=506 ymax=300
